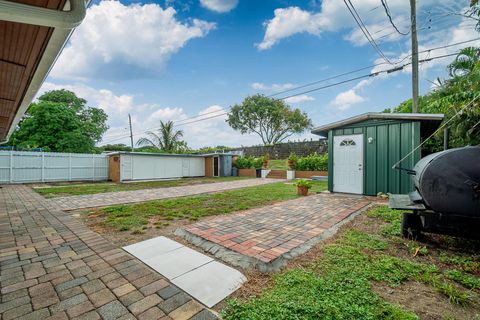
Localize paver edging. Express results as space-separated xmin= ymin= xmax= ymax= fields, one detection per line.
xmin=175 ymin=202 xmax=374 ymax=273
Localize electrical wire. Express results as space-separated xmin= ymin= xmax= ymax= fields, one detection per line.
xmin=100 ymin=51 xmax=467 ymax=145
xmin=343 ymin=0 xmax=393 ymax=64
xmin=380 ymin=0 xmax=409 ymax=35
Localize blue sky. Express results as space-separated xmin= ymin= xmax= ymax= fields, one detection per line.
xmin=41 ymin=0 xmax=478 ymax=148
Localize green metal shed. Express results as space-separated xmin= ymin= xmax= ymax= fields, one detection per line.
xmin=311 ymin=113 xmax=444 ymax=196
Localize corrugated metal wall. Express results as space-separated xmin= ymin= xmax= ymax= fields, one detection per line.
xmin=120 ymin=154 xmax=205 ymax=181
xmin=0 ymin=151 xmax=108 ymax=184
xmin=328 ymin=120 xmax=421 ymax=195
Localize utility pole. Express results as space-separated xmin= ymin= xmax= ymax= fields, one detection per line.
xmin=128 ymin=114 xmax=134 ymax=151
xmin=410 ymin=0 xmax=419 ymax=113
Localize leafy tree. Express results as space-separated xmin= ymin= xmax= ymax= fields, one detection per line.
xmin=9 ymin=90 xmax=108 ymax=153
xmin=227 ymin=94 xmax=312 ymax=145
xmin=385 ymin=46 xmax=480 ymax=150
xmin=136 ymin=120 xmax=188 ymax=153
xmin=98 ymin=144 xmax=132 ymax=152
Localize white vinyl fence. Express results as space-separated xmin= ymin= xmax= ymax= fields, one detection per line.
xmin=0 ymin=151 xmax=109 ymax=184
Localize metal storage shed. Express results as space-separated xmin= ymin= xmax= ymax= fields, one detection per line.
xmin=203 ymin=153 xmax=234 ymax=177
xmin=311 ymin=113 xmax=444 ymax=195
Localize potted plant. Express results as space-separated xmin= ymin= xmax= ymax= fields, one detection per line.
xmin=287 ymin=152 xmax=297 ymax=170
xmin=261 ymin=153 xmax=269 ymax=169
xmin=295 ymin=179 xmax=312 ymax=196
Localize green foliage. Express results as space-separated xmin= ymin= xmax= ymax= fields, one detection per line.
xmin=136 ymin=120 xmax=188 ymax=153
xmin=227 ymin=94 xmax=312 ymax=145
xmin=223 ymin=230 xmax=418 ymax=320
xmin=445 ymin=269 xmax=480 ymax=290
xmin=98 ymin=181 xmax=327 ymax=231
xmin=233 ymin=156 xmax=263 ymax=169
xmin=9 ymin=90 xmax=108 ymax=153
xmin=196 ymin=145 xmax=236 ymax=153
xmin=386 ymin=46 xmax=480 ymax=150
xmin=293 ymin=153 xmax=328 ymax=171
xmin=439 ymin=253 xmax=480 ymax=273
xmin=294 ymin=179 xmax=312 ymax=189
xmin=97 ymin=144 xmax=132 ymax=152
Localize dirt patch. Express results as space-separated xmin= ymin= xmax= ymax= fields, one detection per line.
xmin=373 ymin=281 xmax=479 ymax=320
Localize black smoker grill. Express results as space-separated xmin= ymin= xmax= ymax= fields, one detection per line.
xmin=389 ymin=146 xmax=480 ymax=239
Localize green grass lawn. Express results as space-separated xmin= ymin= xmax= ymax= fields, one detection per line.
xmin=95 ymin=181 xmax=327 ymax=231
xmin=34 ymin=176 xmax=251 ymax=198
xmin=222 ymin=206 xmax=480 ymax=320
xmin=268 ymin=159 xmax=288 ymax=170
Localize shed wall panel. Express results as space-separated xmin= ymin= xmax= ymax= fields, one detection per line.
xmin=120 ymin=154 xmax=205 ymax=181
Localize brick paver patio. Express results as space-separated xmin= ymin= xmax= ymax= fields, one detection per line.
xmin=0 ymin=185 xmax=218 ymax=319
xmin=176 ymin=193 xmax=372 ymax=272
xmin=49 ymin=178 xmax=280 ymax=211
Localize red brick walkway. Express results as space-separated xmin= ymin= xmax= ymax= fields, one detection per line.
xmin=176 ymin=193 xmax=372 ymax=272
xmin=0 ymin=185 xmax=217 ymax=319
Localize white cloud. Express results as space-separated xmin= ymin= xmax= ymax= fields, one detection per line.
xmin=256 ymin=7 xmax=328 ymax=50
xmin=39 ymin=82 xmax=135 ymax=121
xmin=284 ymin=94 xmax=315 ymax=104
xmin=332 ymin=89 xmax=365 ymax=110
xmin=200 ymin=0 xmax=238 ymax=13
xmin=51 ymin=1 xmax=215 ymax=80
xmin=258 ymin=0 xmax=462 ymax=50
xmin=251 ymin=82 xmax=295 ymax=92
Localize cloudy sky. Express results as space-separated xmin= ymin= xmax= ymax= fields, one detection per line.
xmin=41 ymin=0 xmax=479 ymax=148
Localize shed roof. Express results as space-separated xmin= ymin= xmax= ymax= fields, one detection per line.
xmin=106 ymin=151 xmax=234 ymax=158
xmin=311 ymin=112 xmax=444 ymax=137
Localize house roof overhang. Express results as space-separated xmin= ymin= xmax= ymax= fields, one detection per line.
xmin=0 ymin=0 xmax=87 ymax=142
xmin=311 ymin=112 xmax=445 ymax=137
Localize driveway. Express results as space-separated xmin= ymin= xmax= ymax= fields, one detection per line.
xmin=48 ymin=178 xmax=280 ymax=211
xmin=0 ymin=185 xmax=217 ymax=319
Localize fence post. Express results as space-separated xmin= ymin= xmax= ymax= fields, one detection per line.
xmin=69 ymin=154 xmax=72 ymax=181
xmin=92 ymin=154 xmax=95 ymax=181
xmin=41 ymin=153 xmax=45 ymax=182
xmin=9 ymin=151 xmax=13 ymax=183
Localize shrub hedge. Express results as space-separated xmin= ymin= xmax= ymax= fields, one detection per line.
xmin=291 ymin=153 xmax=328 ymax=171
xmin=233 ymin=156 xmax=263 ymax=169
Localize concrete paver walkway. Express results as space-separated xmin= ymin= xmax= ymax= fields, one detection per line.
xmin=124 ymin=237 xmax=246 ymax=308
xmin=49 ymin=178 xmax=280 ymax=211
xmin=0 ymin=185 xmax=217 ymax=320
xmin=176 ymin=193 xmax=372 ymax=272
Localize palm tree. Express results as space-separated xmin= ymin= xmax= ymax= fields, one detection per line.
xmin=448 ymin=47 xmax=480 ymax=77
xmin=136 ymin=120 xmax=184 ymax=152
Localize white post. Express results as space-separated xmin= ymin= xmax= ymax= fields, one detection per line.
xmin=9 ymin=151 xmax=13 ymax=183
xmin=41 ymin=153 xmax=45 ymax=182
xmin=69 ymin=153 xmax=72 ymax=181
xmin=92 ymin=154 xmax=95 ymax=181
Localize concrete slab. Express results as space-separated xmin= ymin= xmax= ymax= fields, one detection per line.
xmin=123 ymin=236 xmax=246 ymax=307
xmin=172 ymin=260 xmax=246 ymax=308
xmin=143 ymin=246 xmax=213 ymax=279
xmin=123 ymin=236 xmax=183 ymax=260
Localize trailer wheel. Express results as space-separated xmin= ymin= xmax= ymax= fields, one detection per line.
xmin=401 ymin=213 xmax=421 ymax=239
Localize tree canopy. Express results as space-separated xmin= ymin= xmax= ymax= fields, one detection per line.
xmin=385 ymin=46 xmax=480 ymax=150
xmin=9 ymin=90 xmax=108 ymax=153
xmin=227 ymin=94 xmax=312 ymax=145
xmin=136 ymin=120 xmax=189 ymax=153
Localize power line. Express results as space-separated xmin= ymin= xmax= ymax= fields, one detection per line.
xmin=381 ymin=0 xmax=409 ymax=35
xmin=100 ymin=51 xmax=466 ymax=145
xmin=343 ymin=0 xmax=393 ymax=64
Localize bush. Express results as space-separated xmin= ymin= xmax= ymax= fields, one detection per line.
xmin=233 ymin=156 xmax=263 ymax=169
xmin=294 ymin=153 xmax=328 ymax=171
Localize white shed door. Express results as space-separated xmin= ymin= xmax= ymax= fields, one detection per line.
xmin=121 ymin=155 xmax=133 ymax=181
xmin=333 ymin=134 xmax=363 ymax=194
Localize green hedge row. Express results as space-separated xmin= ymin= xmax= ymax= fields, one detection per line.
xmin=233 ymin=156 xmax=263 ymax=169
xmin=290 ymin=153 xmax=328 ymax=171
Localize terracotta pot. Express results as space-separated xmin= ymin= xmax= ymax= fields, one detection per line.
xmin=263 ymin=160 xmax=269 ymax=169
xmin=297 ymin=185 xmax=309 ymax=196
xmin=287 ymin=159 xmax=294 ymax=170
